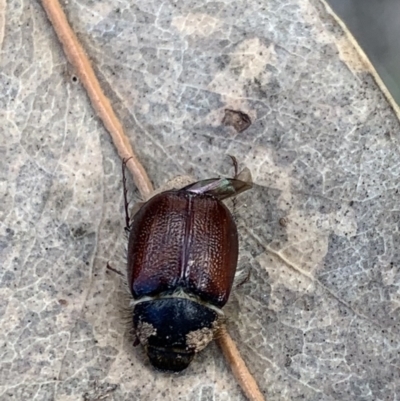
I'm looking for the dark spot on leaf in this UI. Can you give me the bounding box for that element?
[222,109,252,133]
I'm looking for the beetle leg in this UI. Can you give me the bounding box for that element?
[228,154,252,184]
[132,336,140,347]
[122,157,133,231]
[228,154,239,178]
[106,261,125,277]
[235,268,251,288]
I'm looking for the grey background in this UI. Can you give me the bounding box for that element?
[1,0,400,400]
[328,0,400,104]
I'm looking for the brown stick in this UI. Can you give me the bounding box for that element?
[41,0,153,200]
[40,1,263,399]
[217,324,266,401]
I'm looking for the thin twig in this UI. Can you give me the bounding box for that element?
[41,1,263,399]
[41,0,153,200]
[217,324,266,401]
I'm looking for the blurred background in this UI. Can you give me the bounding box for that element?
[328,0,400,105]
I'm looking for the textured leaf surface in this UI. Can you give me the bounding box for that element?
[1,0,399,400]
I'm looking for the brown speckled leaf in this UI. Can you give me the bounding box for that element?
[1,1,399,400]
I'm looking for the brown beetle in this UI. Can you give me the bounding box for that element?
[125,159,252,372]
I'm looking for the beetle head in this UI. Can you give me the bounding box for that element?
[146,346,195,372]
[133,297,219,372]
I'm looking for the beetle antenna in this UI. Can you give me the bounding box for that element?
[122,157,133,231]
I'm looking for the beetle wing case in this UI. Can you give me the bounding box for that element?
[127,190,238,307]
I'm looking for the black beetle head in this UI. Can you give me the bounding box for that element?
[147,346,194,372]
[133,297,219,372]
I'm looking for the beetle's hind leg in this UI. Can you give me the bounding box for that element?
[235,267,251,288]
[228,155,239,178]
[228,154,252,186]
[106,261,125,277]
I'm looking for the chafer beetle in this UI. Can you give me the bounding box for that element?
[125,158,252,372]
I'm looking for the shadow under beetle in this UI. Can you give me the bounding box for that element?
[124,158,252,372]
